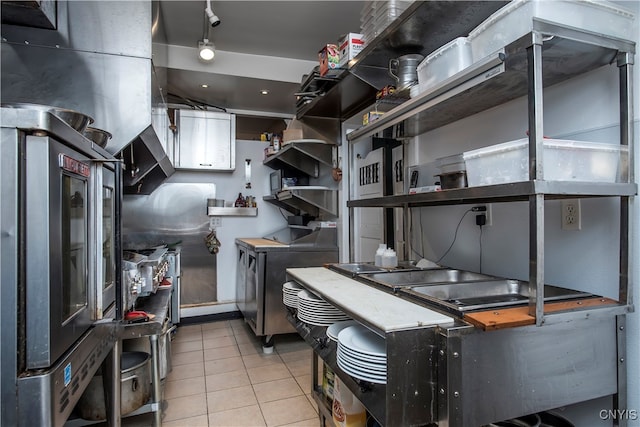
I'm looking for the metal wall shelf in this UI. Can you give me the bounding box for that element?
[263,140,334,178]
[348,181,638,209]
[206,207,257,217]
[348,21,635,142]
[295,1,508,122]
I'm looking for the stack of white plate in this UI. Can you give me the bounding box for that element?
[297,290,350,326]
[282,281,303,308]
[326,320,358,342]
[337,324,387,384]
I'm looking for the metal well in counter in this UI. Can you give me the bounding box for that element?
[286,267,620,427]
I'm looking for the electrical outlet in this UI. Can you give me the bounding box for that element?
[209,217,222,229]
[473,204,492,226]
[561,200,581,230]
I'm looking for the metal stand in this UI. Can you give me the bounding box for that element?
[104,339,122,427]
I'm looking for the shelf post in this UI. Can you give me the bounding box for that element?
[527,35,546,325]
[617,52,634,306]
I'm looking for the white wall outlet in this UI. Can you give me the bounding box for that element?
[561,200,581,230]
[209,217,222,230]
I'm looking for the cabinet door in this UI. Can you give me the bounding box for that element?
[176,110,235,170]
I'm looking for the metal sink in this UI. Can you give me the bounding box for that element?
[401,280,591,314]
[359,269,496,291]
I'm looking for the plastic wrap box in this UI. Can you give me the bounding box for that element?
[463,138,629,186]
[417,37,472,93]
[319,44,339,76]
[338,33,365,68]
[468,0,635,62]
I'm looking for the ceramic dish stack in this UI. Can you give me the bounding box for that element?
[336,324,387,384]
[326,320,358,342]
[282,281,303,308]
[296,289,351,326]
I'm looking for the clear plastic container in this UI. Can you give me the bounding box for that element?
[381,248,398,268]
[468,0,635,62]
[375,244,387,267]
[417,37,472,92]
[463,138,629,186]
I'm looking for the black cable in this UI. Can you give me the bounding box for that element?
[435,209,473,264]
[479,223,483,274]
[410,208,424,259]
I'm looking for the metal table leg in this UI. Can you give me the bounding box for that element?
[149,334,162,427]
[104,339,122,427]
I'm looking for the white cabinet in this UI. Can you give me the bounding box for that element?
[175,110,235,170]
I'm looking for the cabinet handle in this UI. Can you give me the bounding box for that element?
[200,163,212,167]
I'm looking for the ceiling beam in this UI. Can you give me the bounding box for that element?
[153,43,316,83]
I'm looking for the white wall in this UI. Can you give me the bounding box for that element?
[407,23,640,425]
[212,139,289,302]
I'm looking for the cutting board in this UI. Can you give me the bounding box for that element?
[237,238,287,248]
[464,297,619,330]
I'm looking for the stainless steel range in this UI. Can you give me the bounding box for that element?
[0,106,120,426]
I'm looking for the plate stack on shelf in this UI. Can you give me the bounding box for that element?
[326,320,358,342]
[336,324,387,384]
[282,281,303,308]
[296,290,351,326]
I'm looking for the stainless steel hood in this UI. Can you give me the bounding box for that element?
[119,125,175,195]
[0,1,174,194]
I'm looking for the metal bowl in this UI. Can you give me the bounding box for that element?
[435,171,467,189]
[1,102,94,133]
[83,127,112,148]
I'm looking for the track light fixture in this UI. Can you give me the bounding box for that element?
[205,0,221,27]
[198,39,215,62]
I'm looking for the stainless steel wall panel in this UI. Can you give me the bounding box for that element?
[122,182,218,305]
[0,127,21,427]
[1,44,152,155]
[442,317,618,426]
[1,1,151,58]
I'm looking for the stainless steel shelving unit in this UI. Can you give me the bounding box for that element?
[347,21,636,327]
[262,140,338,217]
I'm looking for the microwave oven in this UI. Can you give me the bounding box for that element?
[270,170,308,194]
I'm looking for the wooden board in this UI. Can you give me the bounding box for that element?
[237,238,287,248]
[464,297,619,330]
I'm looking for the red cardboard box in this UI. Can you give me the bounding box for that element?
[319,44,339,76]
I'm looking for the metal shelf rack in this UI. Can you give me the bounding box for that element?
[347,22,636,327]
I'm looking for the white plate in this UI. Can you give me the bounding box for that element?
[298,312,351,322]
[283,281,303,291]
[297,315,338,327]
[297,305,344,315]
[297,310,344,319]
[338,325,386,358]
[326,320,358,341]
[337,357,387,384]
[283,298,297,308]
[297,289,325,302]
[337,350,387,373]
[338,342,386,364]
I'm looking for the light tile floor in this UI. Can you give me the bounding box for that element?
[120,319,320,426]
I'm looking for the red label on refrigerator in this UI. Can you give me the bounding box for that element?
[59,154,90,177]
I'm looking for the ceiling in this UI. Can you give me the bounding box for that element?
[155,1,366,139]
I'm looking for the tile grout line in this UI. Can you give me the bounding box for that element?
[235,324,270,427]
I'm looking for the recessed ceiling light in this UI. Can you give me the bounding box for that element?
[260,89,269,95]
[201,84,209,88]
